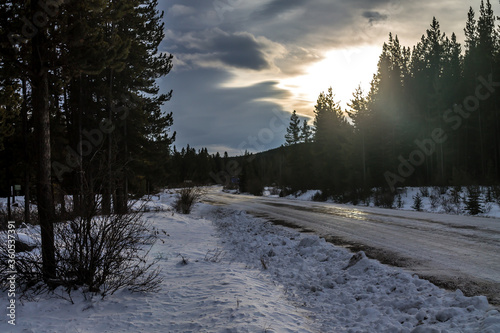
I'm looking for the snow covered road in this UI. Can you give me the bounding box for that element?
[203,188,500,306]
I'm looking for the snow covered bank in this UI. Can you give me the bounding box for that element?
[206,206,500,332]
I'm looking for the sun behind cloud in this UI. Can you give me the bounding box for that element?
[278,45,381,116]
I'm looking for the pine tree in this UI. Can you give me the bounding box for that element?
[111,0,175,203]
[476,0,498,181]
[285,110,301,145]
[300,119,313,143]
[347,85,369,131]
[465,186,483,215]
[313,87,347,144]
[464,7,477,55]
[477,0,496,64]
[439,32,464,180]
[347,86,369,187]
[460,1,498,181]
[27,0,57,280]
[366,34,409,186]
[412,193,423,211]
[312,87,350,194]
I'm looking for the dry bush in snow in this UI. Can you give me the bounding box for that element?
[0,202,162,300]
[174,187,203,214]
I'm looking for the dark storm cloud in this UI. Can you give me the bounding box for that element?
[211,31,270,70]
[165,28,279,71]
[363,11,389,24]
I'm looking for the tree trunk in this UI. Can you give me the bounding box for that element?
[70,80,81,215]
[31,16,56,280]
[102,70,114,215]
[123,118,129,212]
[115,183,126,214]
[78,75,85,214]
[22,78,30,224]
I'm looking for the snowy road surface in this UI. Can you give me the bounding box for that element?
[203,188,500,306]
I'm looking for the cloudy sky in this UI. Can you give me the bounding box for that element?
[157,0,491,155]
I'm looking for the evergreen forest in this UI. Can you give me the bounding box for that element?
[224,1,500,200]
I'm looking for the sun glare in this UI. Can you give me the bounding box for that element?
[279,46,381,116]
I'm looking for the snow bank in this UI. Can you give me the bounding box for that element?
[209,207,500,332]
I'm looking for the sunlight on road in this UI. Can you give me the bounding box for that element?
[320,206,369,221]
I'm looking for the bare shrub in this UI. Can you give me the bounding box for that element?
[0,203,162,300]
[54,210,161,297]
[260,256,268,270]
[173,187,203,214]
[440,189,463,215]
[178,254,189,265]
[429,186,445,211]
[485,186,494,203]
[435,186,448,195]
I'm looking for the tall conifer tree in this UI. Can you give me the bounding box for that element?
[285,110,301,145]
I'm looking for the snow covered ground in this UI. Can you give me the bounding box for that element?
[1,189,500,332]
[263,186,500,218]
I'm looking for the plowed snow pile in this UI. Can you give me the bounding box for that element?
[208,206,500,332]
